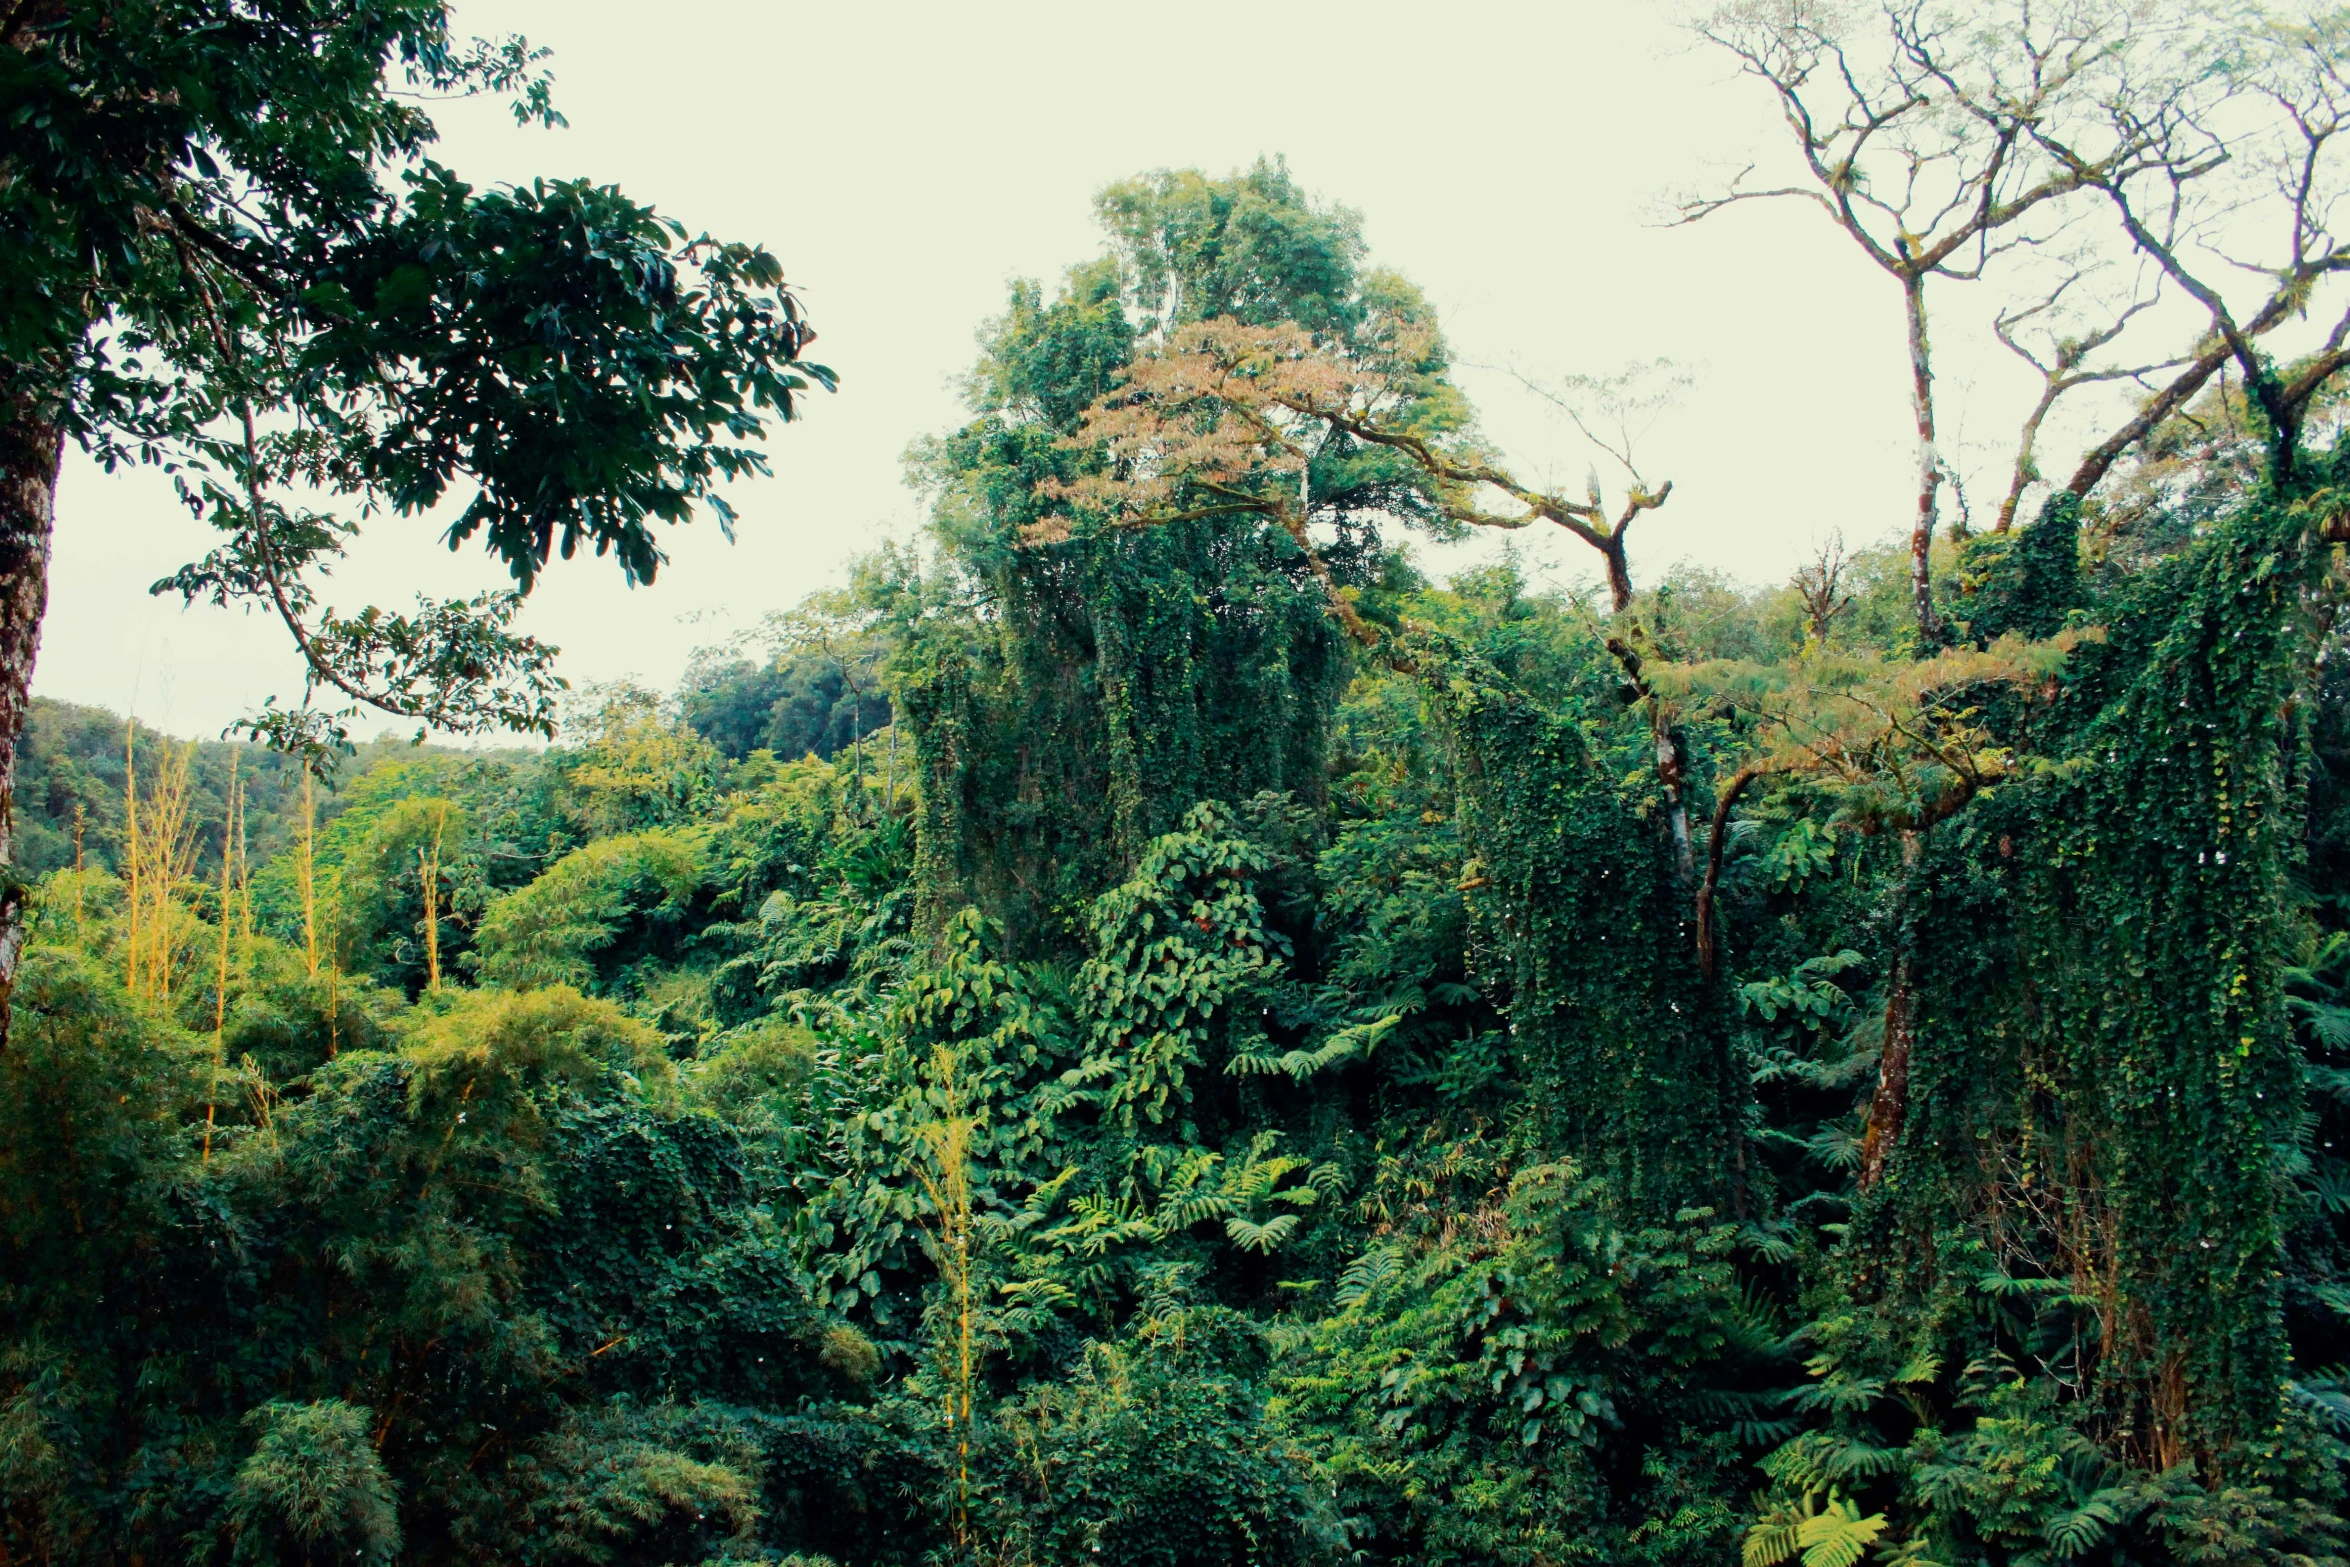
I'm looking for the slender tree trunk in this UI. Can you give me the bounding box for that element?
[1657,722,1693,884]
[1903,273,1945,647]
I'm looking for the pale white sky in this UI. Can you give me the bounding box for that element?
[38,0,2137,740]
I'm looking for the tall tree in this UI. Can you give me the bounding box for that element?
[0,0,830,1030]
[1679,0,2231,642]
[903,161,1464,946]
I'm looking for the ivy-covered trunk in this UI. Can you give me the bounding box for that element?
[1420,632,1743,1214]
[0,388,61,1043]
[1864,478,2331,1460]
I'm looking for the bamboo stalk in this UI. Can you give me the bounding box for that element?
[418,802,447,992]
[130,743,198,1003]
[203,776,235,1162]
[296,767,318,977]
[234,764,253,980]
[123,723,138,991]
[326,876,341,1060]
[68,802,84,940]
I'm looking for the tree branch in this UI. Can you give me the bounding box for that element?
[1696,758,1783,980]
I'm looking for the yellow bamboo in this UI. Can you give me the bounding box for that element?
[325,877,342,1060]
[68,802,85,940]
[418,802,448,992]
[122,724,138,990]
[237,837,253,977]
[130,744,198,1003]
[204,792,233,1162]
[296,768,318,977]
[116,739,200,1003]
[233,763,253,980]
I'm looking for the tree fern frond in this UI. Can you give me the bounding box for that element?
[1798,1493,1887,1567]
[1745,1498,1807,1567]
[1225,1213,1301,1253]
[1337,1244,1403,1307]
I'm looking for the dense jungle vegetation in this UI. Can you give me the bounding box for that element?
[20,4,2350,1565]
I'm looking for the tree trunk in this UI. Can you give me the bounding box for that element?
[1858,830,1925,1189]
[1657,721,1693,884]
[1602,534,1635,619]
[1904,273,1944,647]
[1598,534,1694,880]
[0,392,60,1047]
[1857,950,1914,1190]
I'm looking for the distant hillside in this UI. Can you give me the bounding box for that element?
[11,698,474,878]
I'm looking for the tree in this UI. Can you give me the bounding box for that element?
[759,593,894,808]
[0,0,832,1032]
[1791,530,1856,646]
[1051,315,1699,866]
[1667,4,2350,1221]
[1678,0,2252,641]
[900,161,1456,946]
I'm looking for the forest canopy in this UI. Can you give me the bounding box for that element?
[18,3,2350,1565]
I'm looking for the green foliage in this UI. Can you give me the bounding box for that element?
[898,158,1449,951]
[14,699,329,877]
[472,827,710,992]
[681,648,893,763]
[1279,1162,1748,1565]
[714,811,915,1027]
[1077,800,1289,1124]
[227,1400,402,1567]
[1952,492,2088,644]
[555,687,730,838]
[1413,631,1740,1211]
[1863,470,2345,1454]
[901,512,1351,952]
[1743,1489,1883,1567]
[11,0,829,747]
[977,1318,1344,1566]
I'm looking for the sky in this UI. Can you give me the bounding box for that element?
[36,0,2131,742]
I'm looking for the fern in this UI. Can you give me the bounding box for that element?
[2042,1496,2123,1557]
[1225,1213,1300,1253]
[1747,1491,1888,1567]
[1739,1221,1799,1265]
[1336,1244,1402,1306]
[2290,1368,2350,1435]
[1786,1374,1887,1415]
[1813,1435,1907,1481]
[1805,1116,1866,1172]
[1746,1496,1807,1567]
[1798,1493,1887,1567]
[2307,1158,2350,1215]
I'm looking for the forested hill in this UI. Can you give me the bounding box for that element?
[15,626,893,883]
[13,158,2350,1567]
